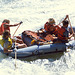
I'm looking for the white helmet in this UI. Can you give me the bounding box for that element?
[48,18,55,24]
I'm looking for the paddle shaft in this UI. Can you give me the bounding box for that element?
[68,17,74,34]
[68,17,75,40]
[58,15,68,25]
[13,22,23,67]
[13,24,21,37]
[13,22,22,68]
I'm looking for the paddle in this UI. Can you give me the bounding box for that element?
[58,15,69,25]
[12,37,17,68]
[68,16,75,40]
[12,21,23,68]
[12,21,23,37]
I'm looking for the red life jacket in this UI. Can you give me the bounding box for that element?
[0,23,10,35]
[57,26,66,40]
[44,22,55,33]
[52,25,60,35]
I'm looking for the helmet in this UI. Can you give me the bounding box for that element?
[48,18,55,24]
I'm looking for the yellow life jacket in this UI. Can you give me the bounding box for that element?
[0,35,12,49]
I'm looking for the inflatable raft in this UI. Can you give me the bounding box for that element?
[0,26,75,58]
[0,40,75,58]
[0,30,75,58]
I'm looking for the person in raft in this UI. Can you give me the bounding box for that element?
[53,20,74,43]
[0,30,27,53]
[0,19,24,44]
[37,18,56,37]
[37,15,73,43]
[0,19,22,35]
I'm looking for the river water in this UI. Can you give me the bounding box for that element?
[0,0,75,75]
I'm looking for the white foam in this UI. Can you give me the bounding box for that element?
[0,0,75,75]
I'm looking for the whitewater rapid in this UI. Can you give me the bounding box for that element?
[0,0,75,75]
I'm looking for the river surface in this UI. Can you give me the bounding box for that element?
[0,0,75,75]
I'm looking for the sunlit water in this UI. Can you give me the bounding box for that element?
[0,0,75,75]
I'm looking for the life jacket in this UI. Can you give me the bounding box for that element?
[0,23,10,35]
[0,36,12,49]
[57,26,67,40]
[44,22,55,33]
[52,25,60,36]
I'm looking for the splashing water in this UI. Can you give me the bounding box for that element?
[0,0,75,75]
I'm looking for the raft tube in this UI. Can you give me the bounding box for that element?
[0,40,75,58]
